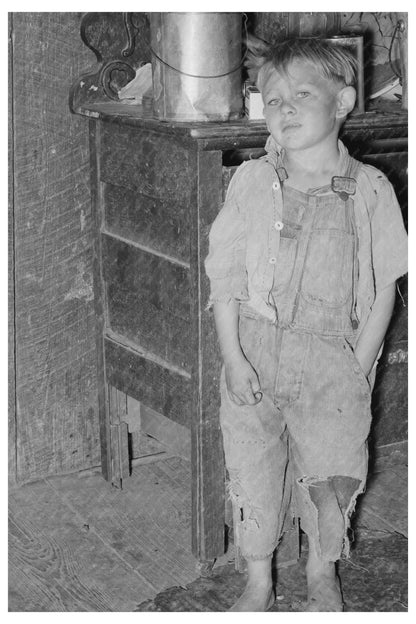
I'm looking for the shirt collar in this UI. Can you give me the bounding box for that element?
[264,135,283,169]
[264,135,351,178]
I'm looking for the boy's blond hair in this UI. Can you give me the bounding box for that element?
[257,38,358,92]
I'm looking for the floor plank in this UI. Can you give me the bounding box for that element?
[9,479,156,611]
[45,457,199,589]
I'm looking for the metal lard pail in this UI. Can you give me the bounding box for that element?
[149,13,244,122]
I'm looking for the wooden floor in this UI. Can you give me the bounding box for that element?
[8,453,234,612]
[8,451,406,612]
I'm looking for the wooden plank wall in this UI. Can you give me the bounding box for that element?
[9,14,17,483]
[10,13,101,483]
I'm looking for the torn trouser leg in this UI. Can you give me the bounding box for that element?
[219,367,291,562]
[296,474,365,560]
[226,451,295,567]
[282,333,373,561]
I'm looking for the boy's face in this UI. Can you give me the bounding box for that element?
[261,59,351,152]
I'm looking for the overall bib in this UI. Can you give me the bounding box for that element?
[220,156,372,562]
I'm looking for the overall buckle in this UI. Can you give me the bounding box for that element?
[276,167,288,183]
[331,176,357,201]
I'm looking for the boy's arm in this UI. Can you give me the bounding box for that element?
[354,282,396,378]
[213,300,262,406]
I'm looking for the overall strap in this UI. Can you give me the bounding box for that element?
[331,155,362,201]
[345,154,362,179]
[344,156,363,330]
[330,154,363,329]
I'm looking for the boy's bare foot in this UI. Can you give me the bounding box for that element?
[227,555,274,611]
[304,536,344,611]
[305,560,343,612]
[228,582,275,612]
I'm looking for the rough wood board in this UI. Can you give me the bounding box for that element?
[9,479,156,611]
[371,362,408,446]
[43,457,199,590]
[105,338,192,428]
[129,400,192,462]
[88,120,111,482]
[372,440,407,473]
[102,234,192,372]
[356,466,407,537]
[130,432,167,459]
[104,182,191,264]
[100,123,195,202]
[8,13,16,484]
[76,98,407,144]
[189,150,226,560]
[11,12,101,482]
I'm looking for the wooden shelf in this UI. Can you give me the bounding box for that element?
[75,100,407,150]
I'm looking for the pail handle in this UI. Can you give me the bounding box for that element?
[147,14,248,80]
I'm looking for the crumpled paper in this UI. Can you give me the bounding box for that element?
[118,63,153,105]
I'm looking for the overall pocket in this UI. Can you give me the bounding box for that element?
[301,229,354,307]
[273,236,297,297]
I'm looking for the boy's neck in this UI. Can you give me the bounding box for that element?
[281,143,342,191]
[282,143,341,177]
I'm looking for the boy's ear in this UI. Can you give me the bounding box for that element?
[335,86,356,119]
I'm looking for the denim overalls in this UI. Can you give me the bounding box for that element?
[220,155,372,563]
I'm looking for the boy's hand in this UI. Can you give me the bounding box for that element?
[212,300,262,406]
[224,356,262,406]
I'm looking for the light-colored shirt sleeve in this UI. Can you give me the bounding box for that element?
[369,170,408,293]
[204,164,249,305]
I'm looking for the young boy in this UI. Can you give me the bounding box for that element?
[204,38,407,612]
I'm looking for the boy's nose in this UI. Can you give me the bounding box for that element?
[281,99,296,114]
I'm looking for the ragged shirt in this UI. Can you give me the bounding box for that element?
[204,137,408,339]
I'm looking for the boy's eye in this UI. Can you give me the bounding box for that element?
[267,98,281,106]
[297,91,310,98]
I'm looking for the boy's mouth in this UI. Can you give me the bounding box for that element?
[282,122,301,132]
